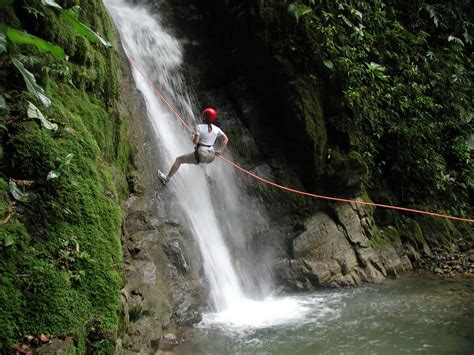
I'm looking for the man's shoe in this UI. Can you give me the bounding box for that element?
[158,170,169,185]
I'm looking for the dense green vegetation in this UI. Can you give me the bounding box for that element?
[289,0,473,210]
[204,0,472,239]
[0,0,130,351]
[290,0,473,238]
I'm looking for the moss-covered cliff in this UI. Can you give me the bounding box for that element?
[0,0,130,351]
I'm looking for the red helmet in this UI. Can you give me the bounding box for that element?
[202,108,217,123]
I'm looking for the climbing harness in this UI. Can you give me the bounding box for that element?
[193,146,200,164]
[194,143,214,163]
[128,58,474,224]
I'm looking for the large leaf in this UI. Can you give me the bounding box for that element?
[41,0,112,48]
[47,170,60,181]
[12,58,51,108]
[4,234,15,247]
[27,101,58,130]
[0,95,5,110]
[323,59,334,69]
[288,4,313,23]
[41,0,61,9]
[7,27,65,59]
[448,35,464,46]
[366,62,385,72]
[61,10,112,48]
[9,181,28,202]
[0,24,6,54]
[339,14,354,28]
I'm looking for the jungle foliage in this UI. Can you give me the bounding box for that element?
[287,0,473,215]
[0,0,130,351]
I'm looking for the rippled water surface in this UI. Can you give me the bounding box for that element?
[176,275,474,354]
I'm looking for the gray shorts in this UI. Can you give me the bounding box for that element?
[181,147,216,165]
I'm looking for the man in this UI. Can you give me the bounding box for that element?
[158,107,229,184]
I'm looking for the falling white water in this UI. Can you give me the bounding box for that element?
[105,0,245,311]
[105,0,309,325]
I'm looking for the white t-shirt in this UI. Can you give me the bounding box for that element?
[194,124,223,147]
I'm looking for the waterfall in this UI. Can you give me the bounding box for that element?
[104,0,273,312]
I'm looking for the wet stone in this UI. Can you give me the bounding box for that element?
[159,334,179,351]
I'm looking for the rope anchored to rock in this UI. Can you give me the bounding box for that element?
[128,57,474,224]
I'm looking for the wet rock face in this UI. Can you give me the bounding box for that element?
[120,193,205,353]
[115,30,205,352]
[276,203,413,289]
[293,212,359,276]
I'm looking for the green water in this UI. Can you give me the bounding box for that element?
[176,274,474,354]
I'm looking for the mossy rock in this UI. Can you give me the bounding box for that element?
[385,225,401,242]
[414,215,462,249]
[280,77,327,188]
[0,0,129,350]
[399,218,426,250]
[370,190,397,226]
[291,78,326,169]
[370,225,400,249]
[325,149,368,195]
[369,226,388,248]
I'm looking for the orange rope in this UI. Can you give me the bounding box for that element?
[129,58,474,224]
